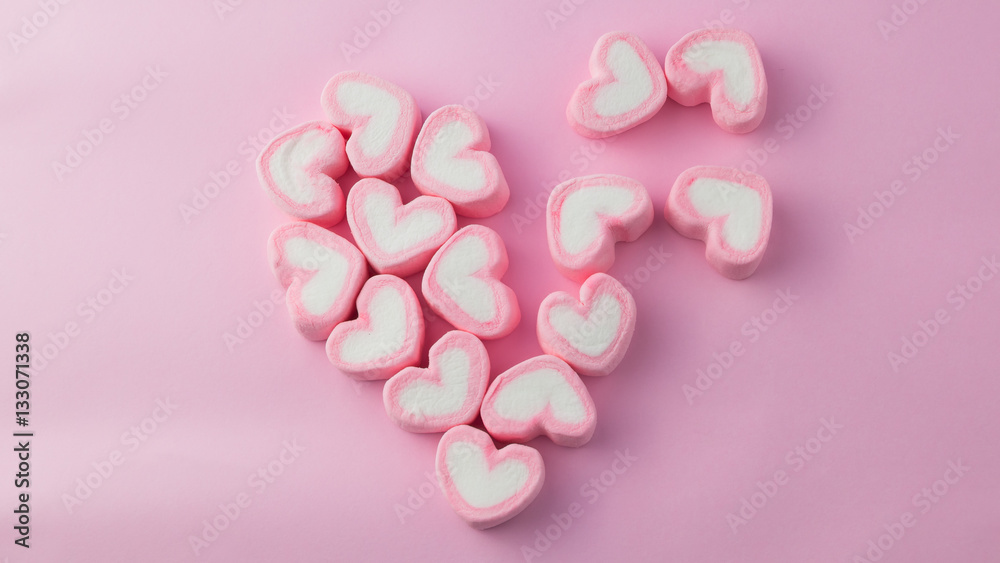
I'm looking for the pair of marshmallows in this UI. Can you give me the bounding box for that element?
[568,28,767,137]
[544,169,772,281]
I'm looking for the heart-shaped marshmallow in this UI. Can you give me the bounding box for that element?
[410,105,510,218]
[436,425,544,529]
[422,225,520,340]
[664,165,772,280]
[267,222,368,341]
[346,178,457,277]
[321,71,421,181]
[546,174,654,283]
[480,355,596,447]
[325,274,424,380]
[257,121,349,226]
[567,31,668,138]
[664,28,767,134]
[383,330,490,433]
[537,273,636,377]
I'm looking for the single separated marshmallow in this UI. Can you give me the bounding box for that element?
[383,330,490,433]
[411,105,510,218]
[257,121,350,226]
[325,275,424,380]
[346,178,457,277]
[480,355,596,448]
[567,31,668,138]
[546,174,654,283]
[664,165,772,280]
[664,28,767,134]
[422,225,520,340]
[436,425,544,529]
[267,222,368,341]
[321,71,421,181]
[537,273,636,377]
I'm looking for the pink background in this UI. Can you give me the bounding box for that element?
[2,0,998,561]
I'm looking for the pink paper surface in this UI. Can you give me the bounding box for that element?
[2,1,998,561]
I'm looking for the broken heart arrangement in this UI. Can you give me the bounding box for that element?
[258,28,772,528]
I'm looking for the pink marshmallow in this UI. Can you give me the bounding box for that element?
[422,225,520,340]
[546,174,654,283]
[257,121,349,226]
[436,425,544,529]
[267,222,368,341]
[325,274,424,380]
[567,31,668,138]
[383,330,490,433]
[480,355,596,448]
[346,178,457,278]
[664,28,767,134]
[664,165,773,280]
[537,273,636,377]
[320,71,421,181]
[411,105,510,218]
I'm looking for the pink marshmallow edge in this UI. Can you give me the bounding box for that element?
[566,31,668,138]
[410,105,510,218]
[537,273,637,377]
[325,274,424,380]
[422,225,521,340]
[346,177,457,277]
[436,425,545,529]
[480,355,597,447]
[267,222,367,341]
[256,121,349,227]
[546,174,654,283]
[664,28,767,134]
[320,71,422,181]
[664,165,773,280]
[383,330,490,433]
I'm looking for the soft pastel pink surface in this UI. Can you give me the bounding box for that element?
[1,1,998,562]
